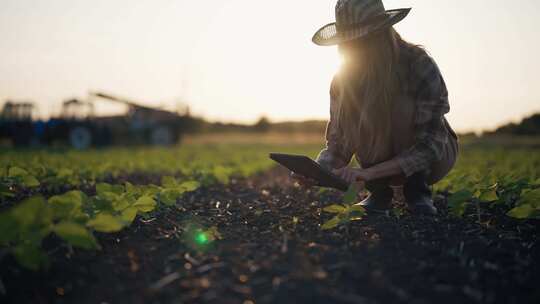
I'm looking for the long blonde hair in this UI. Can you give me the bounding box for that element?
[334,27,408,164]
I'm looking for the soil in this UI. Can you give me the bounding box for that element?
[1,167,539,304]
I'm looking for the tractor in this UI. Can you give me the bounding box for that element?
[0,92,192,149]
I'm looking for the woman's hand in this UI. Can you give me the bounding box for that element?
[332,166,372,184]
[290,172,318,188]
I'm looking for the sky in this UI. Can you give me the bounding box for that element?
[0,0,539,133]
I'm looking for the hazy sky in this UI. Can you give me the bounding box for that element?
[1,0,539,133]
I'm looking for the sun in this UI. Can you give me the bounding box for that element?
[326,47,345,76]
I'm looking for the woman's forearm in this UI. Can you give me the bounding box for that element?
[363,158,404,182]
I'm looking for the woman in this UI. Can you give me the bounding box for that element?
[292,0,459,215]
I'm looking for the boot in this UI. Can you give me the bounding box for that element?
[359,178,393,214]
[403,171,437,215]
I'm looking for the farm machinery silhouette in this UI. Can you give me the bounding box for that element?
[0,92,196,149]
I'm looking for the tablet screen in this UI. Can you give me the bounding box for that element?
[269,153,349,191]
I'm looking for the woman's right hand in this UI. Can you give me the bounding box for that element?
[290,171,318,188]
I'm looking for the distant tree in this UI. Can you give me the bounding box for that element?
[517,113,540,135]
[253,116,271,132]
[494,113,540,135]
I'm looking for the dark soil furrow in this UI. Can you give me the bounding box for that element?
[1,166,539,304]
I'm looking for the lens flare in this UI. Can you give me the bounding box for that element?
[195,231,209,245]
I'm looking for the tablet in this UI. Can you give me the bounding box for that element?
[269,153,349,191]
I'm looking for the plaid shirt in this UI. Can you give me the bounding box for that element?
[316,43,454,178]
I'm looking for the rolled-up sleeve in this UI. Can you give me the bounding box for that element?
[396,53,450,177]
[315,77,355,171]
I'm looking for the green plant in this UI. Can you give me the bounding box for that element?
[506,188,540,219]
[0,143,325,271]
[0,179,201,270]
[435,148,539,220]
[0,195,97,270]
[321,183,366,230]
[159,177,200,206]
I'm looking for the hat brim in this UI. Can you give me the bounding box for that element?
[312,8,411,46]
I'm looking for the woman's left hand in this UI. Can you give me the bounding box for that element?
[332,166,372,184]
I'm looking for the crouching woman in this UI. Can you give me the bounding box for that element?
[292,0,459,215]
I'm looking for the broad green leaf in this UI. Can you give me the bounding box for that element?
[179,180,200,192]
[479,188,498,202]
[56,168,73,178]
[349,204,366,215]
[96,183,124,196]
[140,184,161,196]
[90,196,114,214]
[101,192,120,204]
[161,176,178,188]
[451,174,473,190]
[8,166,40,187]
[517,188,540,208]
[111,197,130,212]
[87,213,124,232]
[12,243,49,271]
[124,182,139,195]
[434,178,451,192]
[11,196,51,228]
[22,175,40,187]
[448,189,473,217]
[323,204,346,214]
[343,183,358,204]
[321,215,341,230]
[213,166,231,185]
[479,175,497,188]
[54,221,99,250]
[0,212,18,245]
[49,190,84,206]
[48,191,85,219]
[507,204,536,219]
[16,223,52,247]
[8,166,28,177]
[110,184,125,194]
[132,196,156,213]
[120,207,138,225]
[159,189,182,206]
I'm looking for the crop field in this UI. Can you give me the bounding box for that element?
[0,139,539,304]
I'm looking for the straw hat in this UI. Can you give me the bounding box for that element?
[312,0,411,46]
